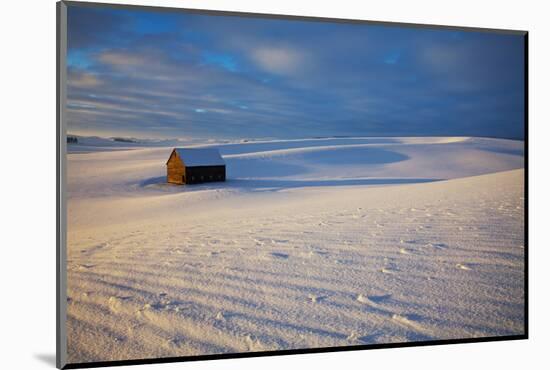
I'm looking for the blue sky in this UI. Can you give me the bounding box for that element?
[66,5,525,140]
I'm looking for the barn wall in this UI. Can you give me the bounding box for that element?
[166,152,186,184]
[185,166,226,184]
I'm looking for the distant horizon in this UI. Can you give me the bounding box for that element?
[66,4,526,141]
[66,131,526,142]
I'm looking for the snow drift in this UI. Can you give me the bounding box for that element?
[65,136,525,363]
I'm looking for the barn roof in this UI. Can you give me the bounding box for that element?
[173,148,225,167]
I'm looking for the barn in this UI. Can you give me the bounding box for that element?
[166,148,226,185]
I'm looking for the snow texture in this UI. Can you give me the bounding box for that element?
[66,136,524,364]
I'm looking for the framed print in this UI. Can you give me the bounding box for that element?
[57,1,527,368]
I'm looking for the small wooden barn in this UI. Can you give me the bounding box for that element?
[166,148,226,185]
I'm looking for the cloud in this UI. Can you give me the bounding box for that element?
[68,71,102,88]
[249,46,307,76]
[67,7,126,49]
[65,5,525,140]
[418,34,524,94]
[66,45,315,138]
[98,51,148,66]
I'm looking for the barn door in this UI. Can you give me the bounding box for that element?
[182,175,185,184]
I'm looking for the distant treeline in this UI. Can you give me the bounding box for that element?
[67,136,78,144]
[112,137,138,143]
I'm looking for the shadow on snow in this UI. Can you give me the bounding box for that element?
[138,146,437,193]
[140,176,442,193]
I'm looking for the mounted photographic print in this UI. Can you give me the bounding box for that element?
[56,1,528,368]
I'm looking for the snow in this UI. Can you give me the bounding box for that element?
[65,136,524,364]
[66,135,211,153]
[174,148,225,167]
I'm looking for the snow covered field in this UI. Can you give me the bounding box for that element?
[65,136,525,364]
